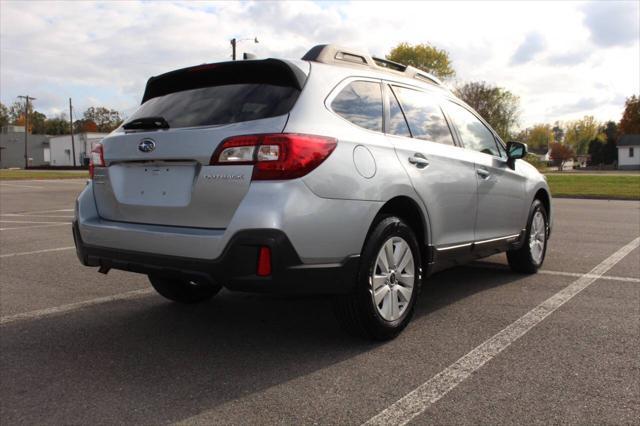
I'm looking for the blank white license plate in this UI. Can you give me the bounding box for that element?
[113,163,195,207]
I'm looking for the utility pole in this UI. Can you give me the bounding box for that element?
[69,98,76,167]
[17,95,36,169]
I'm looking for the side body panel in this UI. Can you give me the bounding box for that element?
[287,66,433,246]
[471,153,527,240]
[388,130,478,248]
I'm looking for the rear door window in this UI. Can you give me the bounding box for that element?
[446,102,501,157]
[331,81,383,132]
[392,86,454,145]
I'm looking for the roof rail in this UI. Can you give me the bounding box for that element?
[301,44,443,87]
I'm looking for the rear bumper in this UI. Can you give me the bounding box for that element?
[73,221,359,295]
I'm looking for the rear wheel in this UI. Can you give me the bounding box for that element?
[148,275,222,304]
[507,199,548,274]
[333,216,422,340]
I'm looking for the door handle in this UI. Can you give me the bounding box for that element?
[477,168,491,179]
[408,154,429,168]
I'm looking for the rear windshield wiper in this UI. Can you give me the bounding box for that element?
[123,116,170,130]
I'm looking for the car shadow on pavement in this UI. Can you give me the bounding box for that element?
[0,261,528,424]
[415,260,525,318]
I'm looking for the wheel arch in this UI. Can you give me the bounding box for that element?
[533,186,552,237]
[367,195,430,251]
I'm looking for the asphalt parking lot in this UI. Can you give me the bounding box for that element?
[1,179,638,425]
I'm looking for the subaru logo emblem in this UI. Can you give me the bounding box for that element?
[138,138,156,153]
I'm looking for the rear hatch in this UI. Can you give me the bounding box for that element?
[93,59,307,229]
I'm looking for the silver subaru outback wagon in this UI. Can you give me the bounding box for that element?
[73,44,552,340]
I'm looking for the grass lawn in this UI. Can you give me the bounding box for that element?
[546,174,640,200]
[0,169,89,180]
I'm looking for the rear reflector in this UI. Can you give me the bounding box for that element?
[89,143,105,179]
[210,133,337,180]
[257,246,272,277]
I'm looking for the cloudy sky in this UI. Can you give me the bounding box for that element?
[1,0,638,128]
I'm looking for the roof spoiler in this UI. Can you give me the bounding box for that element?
[301,44,443,87]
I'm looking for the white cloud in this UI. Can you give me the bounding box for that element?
[0,0,638,128]
[511,32,547,65]
[582,1,640,47]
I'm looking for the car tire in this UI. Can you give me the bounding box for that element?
[148,275,222,304]
[507,199,548,274]
[333,216,422,341]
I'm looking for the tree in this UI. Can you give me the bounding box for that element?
[563,116,604,155]
[30,111,47,134]
[549,142,574,171]
[602,121,618,164]
[552,121,564,143]
[386,42,455,80]
[82,106,123,133]
[45,115,70,135]
[0,102,9,128]
[8,100,30,124]
[454,81,520,140]
[523,124,554,153]
[619,95,640,135]
[74,119,98,133]
[13,109,46,134]
[587,138,604,165]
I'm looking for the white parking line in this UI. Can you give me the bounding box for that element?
[539,269,640,283]
[30,179,86,183]
[0,220,71,224]
[0,223,70,231]
[0,246,75,258]
[0,289,154,326]
[0,183,45,189]
[2,208,74,215]
[2,214,74,218]
[363,236,640,426]
[469,264,640,283]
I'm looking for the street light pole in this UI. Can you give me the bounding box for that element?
[230,37,259,60]
[17,95,36,169]
[230,38,237,61]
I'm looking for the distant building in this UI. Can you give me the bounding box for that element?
[1,125,26,134]
[49,132,109,166]
[617,135,640,170]
[574,154,590,168]
[0,126,49,168]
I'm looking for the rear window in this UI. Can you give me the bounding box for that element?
[125,84,299,129]
[123,60,302,130]
[331,81,383,132]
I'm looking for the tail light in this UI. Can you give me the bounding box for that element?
[89,143,105,179]
[210,134,337,180]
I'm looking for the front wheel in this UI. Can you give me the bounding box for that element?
[148,275,222,304]
[333,216,422,340]
[507,199,548,274]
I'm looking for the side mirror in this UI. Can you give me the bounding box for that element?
[507,141,528,169]
[506,141,527,168]
[507,141,527,159]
